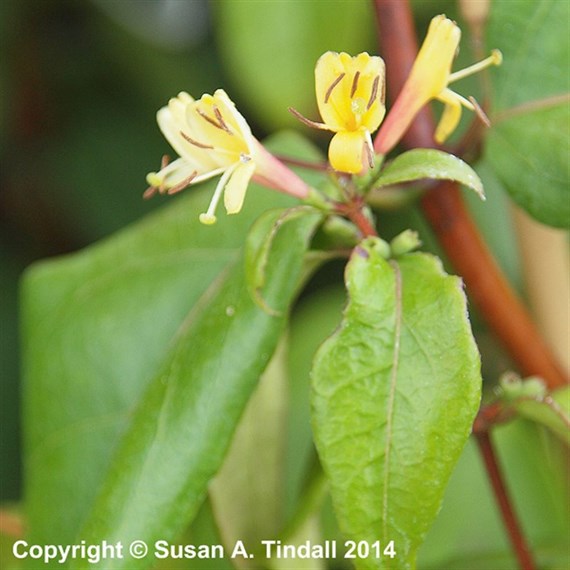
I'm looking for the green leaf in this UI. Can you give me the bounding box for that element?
[375,149,485,199]
[485,0,570,227]
[21,131,326,560]
[209,340,288,569]
[215,0,375,131]
[245,206,323,315]
[67,205,318,570]
[311,240,482,569]
[419,419,569,569]
[514,386,570,446]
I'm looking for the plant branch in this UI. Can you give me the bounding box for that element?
[373,0,568,390]
[475,433,537,570]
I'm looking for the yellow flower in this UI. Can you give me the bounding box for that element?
[145,89,258,225]
[291,52,386,174]
[375,15,502,154]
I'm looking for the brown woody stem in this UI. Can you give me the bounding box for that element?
[373,0,568,390]
[373,1,563,567]
[475,433,537,570]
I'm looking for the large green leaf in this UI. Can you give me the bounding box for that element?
[311,240,481,569]
[485,0,570,227]
[375,149,485,200]
[21,132,325,565]
[67,205,320,570]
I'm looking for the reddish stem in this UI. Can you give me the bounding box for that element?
[336,200,378,238]
[373,0,568,390]
[475,433,537,570]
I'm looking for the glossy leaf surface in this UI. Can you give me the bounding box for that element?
[375,149,485,199]
[311,240,481,569]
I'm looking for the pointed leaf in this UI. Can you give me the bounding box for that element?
[21,131,327,562]
[311,240,481,569]
[375,149,485,199]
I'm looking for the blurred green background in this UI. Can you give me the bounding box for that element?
[0,0,384,503]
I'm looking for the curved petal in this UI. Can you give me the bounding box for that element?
[316,52,386,133]
[315,51,351,131]
[328,130,368,174]
[185,91,251,163]
[435,89,463,143]
[157,106,219,172]
[409,15,461,100]
[223,160,256,214]
[146,158,200,191]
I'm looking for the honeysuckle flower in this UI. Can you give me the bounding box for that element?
[290,51,386,174]
[146,89,309,224]
[374,15,502,154]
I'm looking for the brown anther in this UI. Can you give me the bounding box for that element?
[196,109,223,130]
[167,171,198,195]
[143,186,158,200]
[364,141,374,169]
[367,75,380,110]
[160,154,170,169]
[213,106,233,134]
[180,131,214,149]
[350,71,360,98]
[469,96,491,127]
[324,72,346,103]
[288,107,329,130]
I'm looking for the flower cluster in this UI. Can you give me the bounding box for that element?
[146,15,500,225]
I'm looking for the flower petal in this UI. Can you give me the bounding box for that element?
[328,130,367,174]
[434,88,463,143]
[157,105,219,172]
[223,160,256,214]
[315,51,386,133]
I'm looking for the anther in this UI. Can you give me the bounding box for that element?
[143,185,158,200]
[288,107,330,130]
[167,171,199,195]
[180,131,214,149]
[324,72,346,103]
[213,106,233,134]
[468,96,491,127]
[367,75,380,110]
[351,72,360,98]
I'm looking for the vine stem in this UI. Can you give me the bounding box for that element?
[475,432,537,570]
[372,1,558,568]
[335,200,378,238]
[372,0,568,390]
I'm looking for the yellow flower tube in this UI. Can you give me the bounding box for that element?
[292,51,386,174]
[374,15,502,154]
[146,90,309,225]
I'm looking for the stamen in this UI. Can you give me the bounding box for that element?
[180,131,214,149]
[196,107,233,135]
[350,72,360,98]
[324,72,346,103]
[143,185,158,200]
[167,171,199,195]
[364,130,375,169]
[196,109,223,130]
[448,49,503,84]
[213,106,233,134]
[288,107,331,131]
[199,162,239,225]
[468,96,491,128]
[161,154,170,169]
[367,75,380,110]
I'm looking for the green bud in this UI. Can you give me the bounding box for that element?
[390,230,422,257]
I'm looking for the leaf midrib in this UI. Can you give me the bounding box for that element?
[382,260,402,542]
